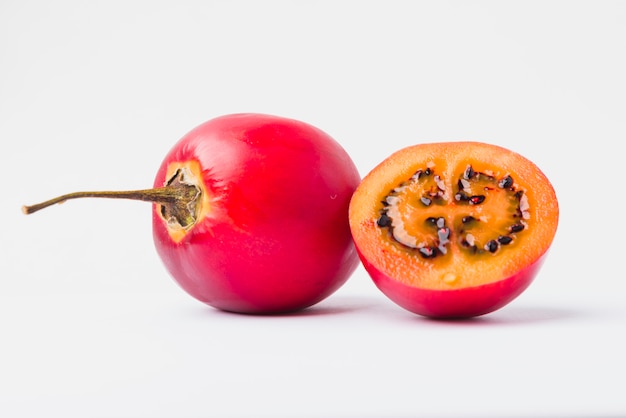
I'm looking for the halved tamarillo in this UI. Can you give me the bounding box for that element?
[23,113,361,314]
[349,141,559,319]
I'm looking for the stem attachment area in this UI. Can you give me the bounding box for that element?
[22,167,203,230]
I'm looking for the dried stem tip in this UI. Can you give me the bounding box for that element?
[21,188,186,215]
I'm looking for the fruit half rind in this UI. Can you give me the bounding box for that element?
[361,250,547,318]
[349,141,559,318]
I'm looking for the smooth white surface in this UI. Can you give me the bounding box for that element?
[1,1,625,417]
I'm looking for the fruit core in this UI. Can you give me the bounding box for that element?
[376,162,529,262]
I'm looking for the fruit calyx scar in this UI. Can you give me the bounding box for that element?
[159,165,203,233]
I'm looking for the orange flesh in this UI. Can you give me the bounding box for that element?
[349,142,559,290]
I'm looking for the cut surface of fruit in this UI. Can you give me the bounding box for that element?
[349,141,559,317]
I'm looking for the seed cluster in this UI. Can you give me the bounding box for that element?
[454,165,487,205]
[455,165,528,254]
[399,167,450,208]
[377,164,529,259]
[378,167,451,251]
[418,216,451,258]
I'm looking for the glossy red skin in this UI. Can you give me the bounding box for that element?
[152,114,361,314]
[359,250,548,319]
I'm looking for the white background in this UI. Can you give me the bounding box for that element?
[1,1,625,417]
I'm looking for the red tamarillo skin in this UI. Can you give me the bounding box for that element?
[349,142,559,319]
[361,253,547,318]
[152,114,361,314]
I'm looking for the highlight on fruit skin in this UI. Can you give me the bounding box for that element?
[349,141,559,319]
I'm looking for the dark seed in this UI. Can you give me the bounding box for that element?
[462,237,478,252]
[469,195,485,205]
[420,197,432,206]
[485,240,499,253]
[455,191,469,201]
[510,223,525,233]
[457,179,465,190]
[499,175,514,189]
[424,168,431,176]
[464,165,474,180]
[462,215,476,224]
[497,235,513,245]
[419,246,436,258]
[426,217,437,223]
[377,213,391,227]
